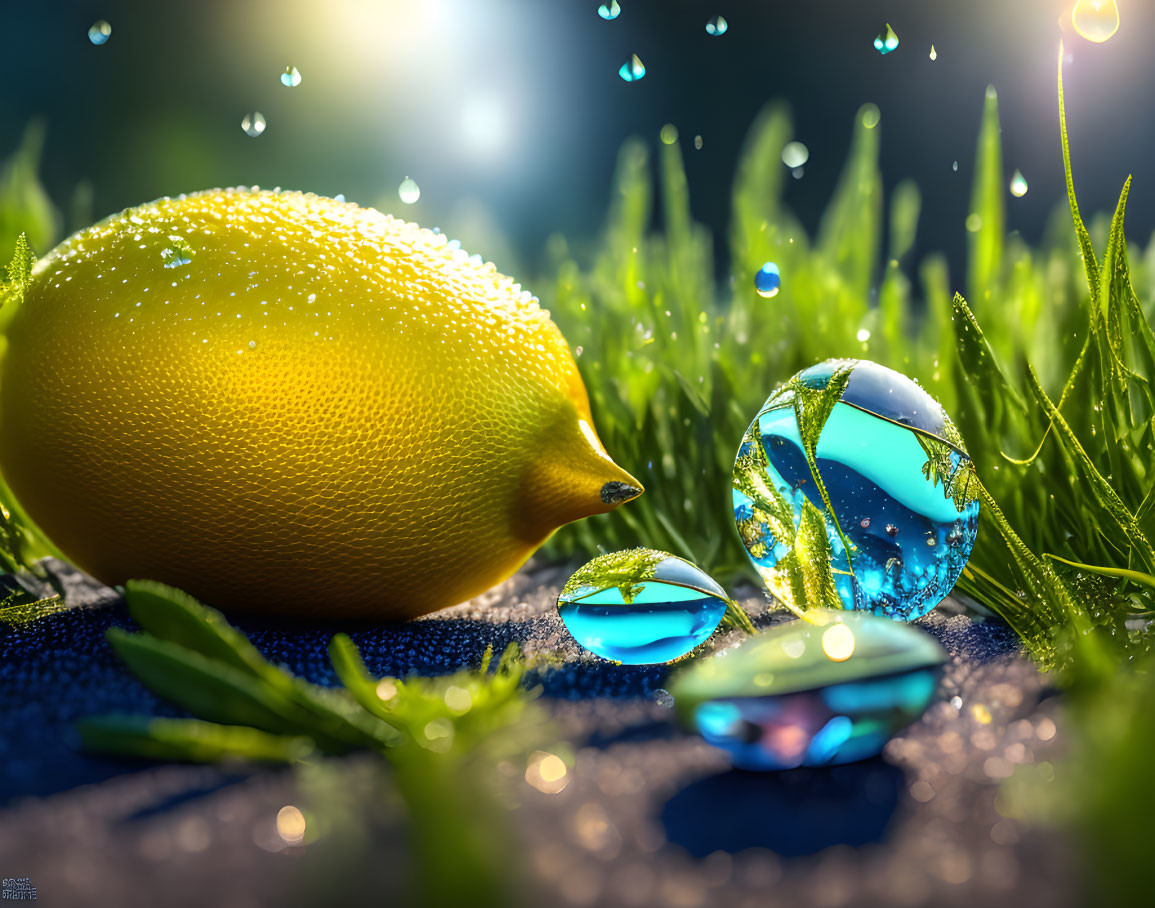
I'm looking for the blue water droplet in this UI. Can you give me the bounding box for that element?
[732,360,979,621]
[618,54,646,82]
[557,549,730,664]
[88,20,111,45]
[597,1,621,20]
[280,65,302,87]
[754,262,780,298]
[873,23,899,54]
[705,15,728,36]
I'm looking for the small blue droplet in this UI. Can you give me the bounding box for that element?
[705,15,728,36]
[597,1,621,20]
[754,262,780,298]
[618,54,646,82]
[88,20,111,45]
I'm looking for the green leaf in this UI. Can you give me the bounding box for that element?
[77,715,315,764]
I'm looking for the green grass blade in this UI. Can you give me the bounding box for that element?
[78,715,315,764]
[967,86,1005,307]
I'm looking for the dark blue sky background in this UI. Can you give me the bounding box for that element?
[3,0,1153,287]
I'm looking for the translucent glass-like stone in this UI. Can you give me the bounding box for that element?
[732,359,979,621]
[557,548,730,665]
[670,609,946,770]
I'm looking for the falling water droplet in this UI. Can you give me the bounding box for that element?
[1010,169,1029,198]
[705,16,728,36]
[792,168,805,180]
[694,135,703,150]
[873,23,900,55]
[88,20,112,45]
[781,141,809,169]
[618,54,646,82]
[398,177,421,205]
[929,45,938,61]
[1072,0,1120,44]
[280,66,302,87]
[952,161,959,172]
[597,1,621,21]
[241,112,267,137]
[754,263,781,299]
[660,123,679,145]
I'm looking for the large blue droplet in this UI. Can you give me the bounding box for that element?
[732,359,979,621]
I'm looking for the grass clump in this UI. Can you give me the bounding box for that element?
[543,54,1153,673]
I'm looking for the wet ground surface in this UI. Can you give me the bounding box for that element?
[0,560,1075,907]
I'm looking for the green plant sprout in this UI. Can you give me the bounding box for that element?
[78,580,550,907]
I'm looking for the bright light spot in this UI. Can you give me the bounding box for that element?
[929,44,938,61]
[1072,1,1120,44]
[781,141,809,169]
[972,703,992,724]
[857,328,872,342]
[1010,169,1029,198]
[821,623,856,662]
[276,806,306,845]
[444,685,473,713]
[376,678,398,701]
[782,637,805,659]
[526,751,569,794]
[460,94,508,160]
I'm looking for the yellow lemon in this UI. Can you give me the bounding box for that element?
[0,189,642,619]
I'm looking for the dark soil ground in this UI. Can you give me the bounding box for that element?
[0,559,1075,907]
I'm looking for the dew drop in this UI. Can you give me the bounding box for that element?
[952,160,959,172]
[754,262,781,299]
[597,1,621,20]
[160,236,194,269]
[660,123,679,145]
[88,20,111,45]
[618,54,646,82]
[705,15,728,36]
[873,23,899,55]
[241,112,267,137]
[1009,169,1029,198]
[781,141,809,169]
[1072,0,1120,44]
[398,177,421,205]
[966,212,982,232]
[792,167,804,180]
[694,134,703,150]
[280,65,302,87]
[856,328,871,342]
[929,44,938,61]
[861,104,881,129]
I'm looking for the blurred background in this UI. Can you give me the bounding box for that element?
[2,0,1153,286]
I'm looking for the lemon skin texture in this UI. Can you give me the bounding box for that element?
[0,189,642,619]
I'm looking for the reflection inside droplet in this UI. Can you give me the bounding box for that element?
[280,65,302,87]
[1010,169,1029,198]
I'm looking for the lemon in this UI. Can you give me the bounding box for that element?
[0,189,642,619]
